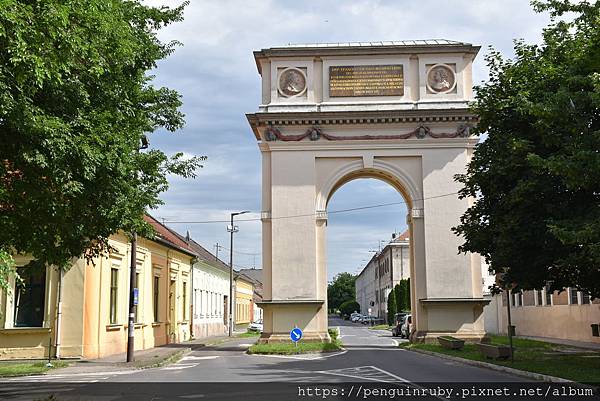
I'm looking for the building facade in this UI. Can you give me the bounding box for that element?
[0,215,195,359]
[485,287,600,345]
[237,268,263,322]
[355,230,411,318]
[187,240,230,339]
[233,274,255,328]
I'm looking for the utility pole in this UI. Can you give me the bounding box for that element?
[214,243,225,261]
[126,135,149,363]
[228,211,249,337]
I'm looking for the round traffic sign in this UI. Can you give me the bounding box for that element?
[290,327,303,342]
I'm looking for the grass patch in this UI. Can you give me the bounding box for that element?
[369,324,392,330]
[405,335,599,383]
[0,361,69,377]
[328,328,339,341]
[248,340,342,355]
[236,330,261,338]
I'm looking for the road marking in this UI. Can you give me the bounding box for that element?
[317,365,408,383]
[250,350,347,361]
[181,356,219,361]
[162,363,198,370]
[345,347,403,351]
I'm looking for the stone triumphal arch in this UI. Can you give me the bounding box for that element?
[246,40,488,343]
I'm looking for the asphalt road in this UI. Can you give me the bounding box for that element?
[2,317,553,400]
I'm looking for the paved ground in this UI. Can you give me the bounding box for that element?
[0,317,536,400]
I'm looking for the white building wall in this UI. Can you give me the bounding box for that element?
[192,261,230,338]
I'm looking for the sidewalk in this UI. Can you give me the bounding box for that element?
[46,332,249,376]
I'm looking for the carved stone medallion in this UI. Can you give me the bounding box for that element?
[427,64,456,94]
[278,68,307,97]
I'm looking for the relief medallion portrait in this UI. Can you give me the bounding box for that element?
[278,67,307,97]
[427,64,456,94]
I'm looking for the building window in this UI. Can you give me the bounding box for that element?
[110,268,118,324]
[512,291,523,307]
[13,266,46,327]
[182,282,187,321]
[581,292,591,305]
[569,288,579,305]
[153,276,160,322]
[134,272,140,323]
[545,287,552,306]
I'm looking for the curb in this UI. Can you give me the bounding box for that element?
[407,348,573,383]
[136,347,191,370]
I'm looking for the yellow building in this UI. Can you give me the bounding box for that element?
[234,273,255,328]
[0,215,196,359]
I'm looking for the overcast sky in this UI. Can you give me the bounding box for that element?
[144,0,550,280]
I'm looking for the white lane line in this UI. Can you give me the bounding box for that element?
[345,347,403,351]
[369,366,410,383]
[162,363,198,370]
[181,356,219,361]
[317,366,403,383]
[249,350,347,360]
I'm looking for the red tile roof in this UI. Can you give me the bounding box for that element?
[143,214,197,257]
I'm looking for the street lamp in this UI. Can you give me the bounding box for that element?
[126,135,149,363]
[228,211,249,337]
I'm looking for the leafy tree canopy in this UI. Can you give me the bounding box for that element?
[0,0,202,283]
[339,300,360,317]
[327,272,356,311]
[454,0,600,297]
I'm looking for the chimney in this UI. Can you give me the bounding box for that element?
[185,230,191,243]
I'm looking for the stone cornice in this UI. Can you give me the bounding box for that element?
[247,109,478,140]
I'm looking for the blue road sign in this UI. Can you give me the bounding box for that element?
[133,288,139,305]
[290,327,303,342]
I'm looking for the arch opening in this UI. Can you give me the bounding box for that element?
[323,175,416,339]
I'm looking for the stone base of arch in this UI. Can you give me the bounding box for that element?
[256,301,332,344]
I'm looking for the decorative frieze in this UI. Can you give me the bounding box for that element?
[263,123,473,142]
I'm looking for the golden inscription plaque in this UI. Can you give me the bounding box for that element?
[329,65,404,97]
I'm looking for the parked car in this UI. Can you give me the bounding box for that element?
[400,314,412,338]
[248,319,263,332]
[391,312,409,337]
[351,314,363,323]
[361,316,377,325]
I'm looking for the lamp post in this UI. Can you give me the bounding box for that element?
[126,135,149,363]
[228,211,249,337]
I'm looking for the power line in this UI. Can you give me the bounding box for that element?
[161,191,460,224]
[220,246,260,256]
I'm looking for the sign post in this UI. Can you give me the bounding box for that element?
[290,327,303,348]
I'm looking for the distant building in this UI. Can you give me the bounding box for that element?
[355,230,410,318]
[485,291,600,345]
[172,236,230,339]
[233,273,256,328]
[0,215,195,359]
[237,268,263,322]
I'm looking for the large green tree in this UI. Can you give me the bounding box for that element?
[454,0,600,297]
[0,0,202,283]
[327,272,356,311]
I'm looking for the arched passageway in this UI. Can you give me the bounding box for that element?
[247,40,488,343]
